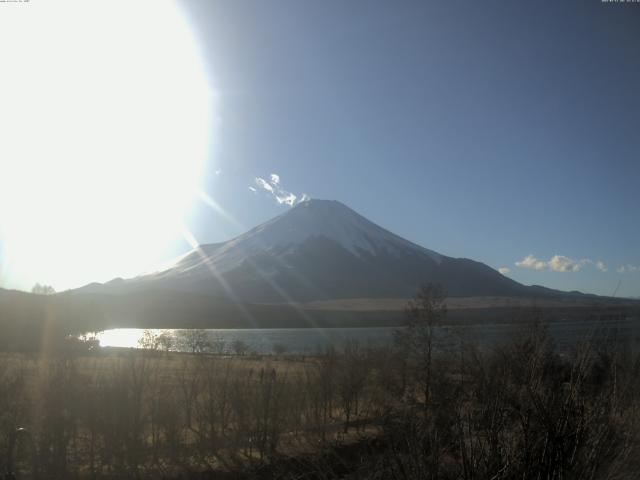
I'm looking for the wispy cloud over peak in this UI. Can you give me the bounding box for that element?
[498,267,511,275]
[252,173,309,207]
[276,192,297,206]
[255,177,274,193]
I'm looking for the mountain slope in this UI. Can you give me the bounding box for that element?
[78,199,555,302]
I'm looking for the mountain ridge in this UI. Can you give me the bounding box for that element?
[76,199,591,302]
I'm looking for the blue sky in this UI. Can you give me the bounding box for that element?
[0,1,638,297]
[177,0,640,298]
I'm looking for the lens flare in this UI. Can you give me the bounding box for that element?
[0,0,214,290]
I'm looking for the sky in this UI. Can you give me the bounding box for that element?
[1,0,639,297]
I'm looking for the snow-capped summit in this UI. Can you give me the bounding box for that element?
[262,199,442,260]
[172,199,442,278]
[78,199,532,301]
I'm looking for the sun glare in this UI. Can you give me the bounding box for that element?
[0,0,213,290]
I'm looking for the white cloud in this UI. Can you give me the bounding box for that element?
[498,267,511,275]
[515,254,547,270]
[214,169,221,176]
[255,177,274,193]
[617,264,639,274]
[252,173,309,207]
[276,193,297,206]
[548,255,590,272]
[515,254,601,273]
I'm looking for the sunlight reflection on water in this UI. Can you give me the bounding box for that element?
[94,327,397,354]
[96,329,159,349]
[92,318,640,355]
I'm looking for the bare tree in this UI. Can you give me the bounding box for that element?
[231,339,249,356]
[337,341,370,433]
[395,283,447,407]
[177,329,211,354]
[138,329,160,351]
[157,331,174,353]
[31,283,56,295]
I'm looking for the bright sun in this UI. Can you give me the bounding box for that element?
[0,0,213,291]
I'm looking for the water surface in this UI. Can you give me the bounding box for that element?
[93,317,640,354]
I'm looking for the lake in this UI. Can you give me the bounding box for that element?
[92,317,640,354]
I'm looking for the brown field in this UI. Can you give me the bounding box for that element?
[1,293,639,479]
[296,295,640,311]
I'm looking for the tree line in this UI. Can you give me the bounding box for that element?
[0,284,637,479]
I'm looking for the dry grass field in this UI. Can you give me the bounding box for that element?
[1,289,639,479]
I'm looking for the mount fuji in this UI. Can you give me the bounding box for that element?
[79,199,566,302]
